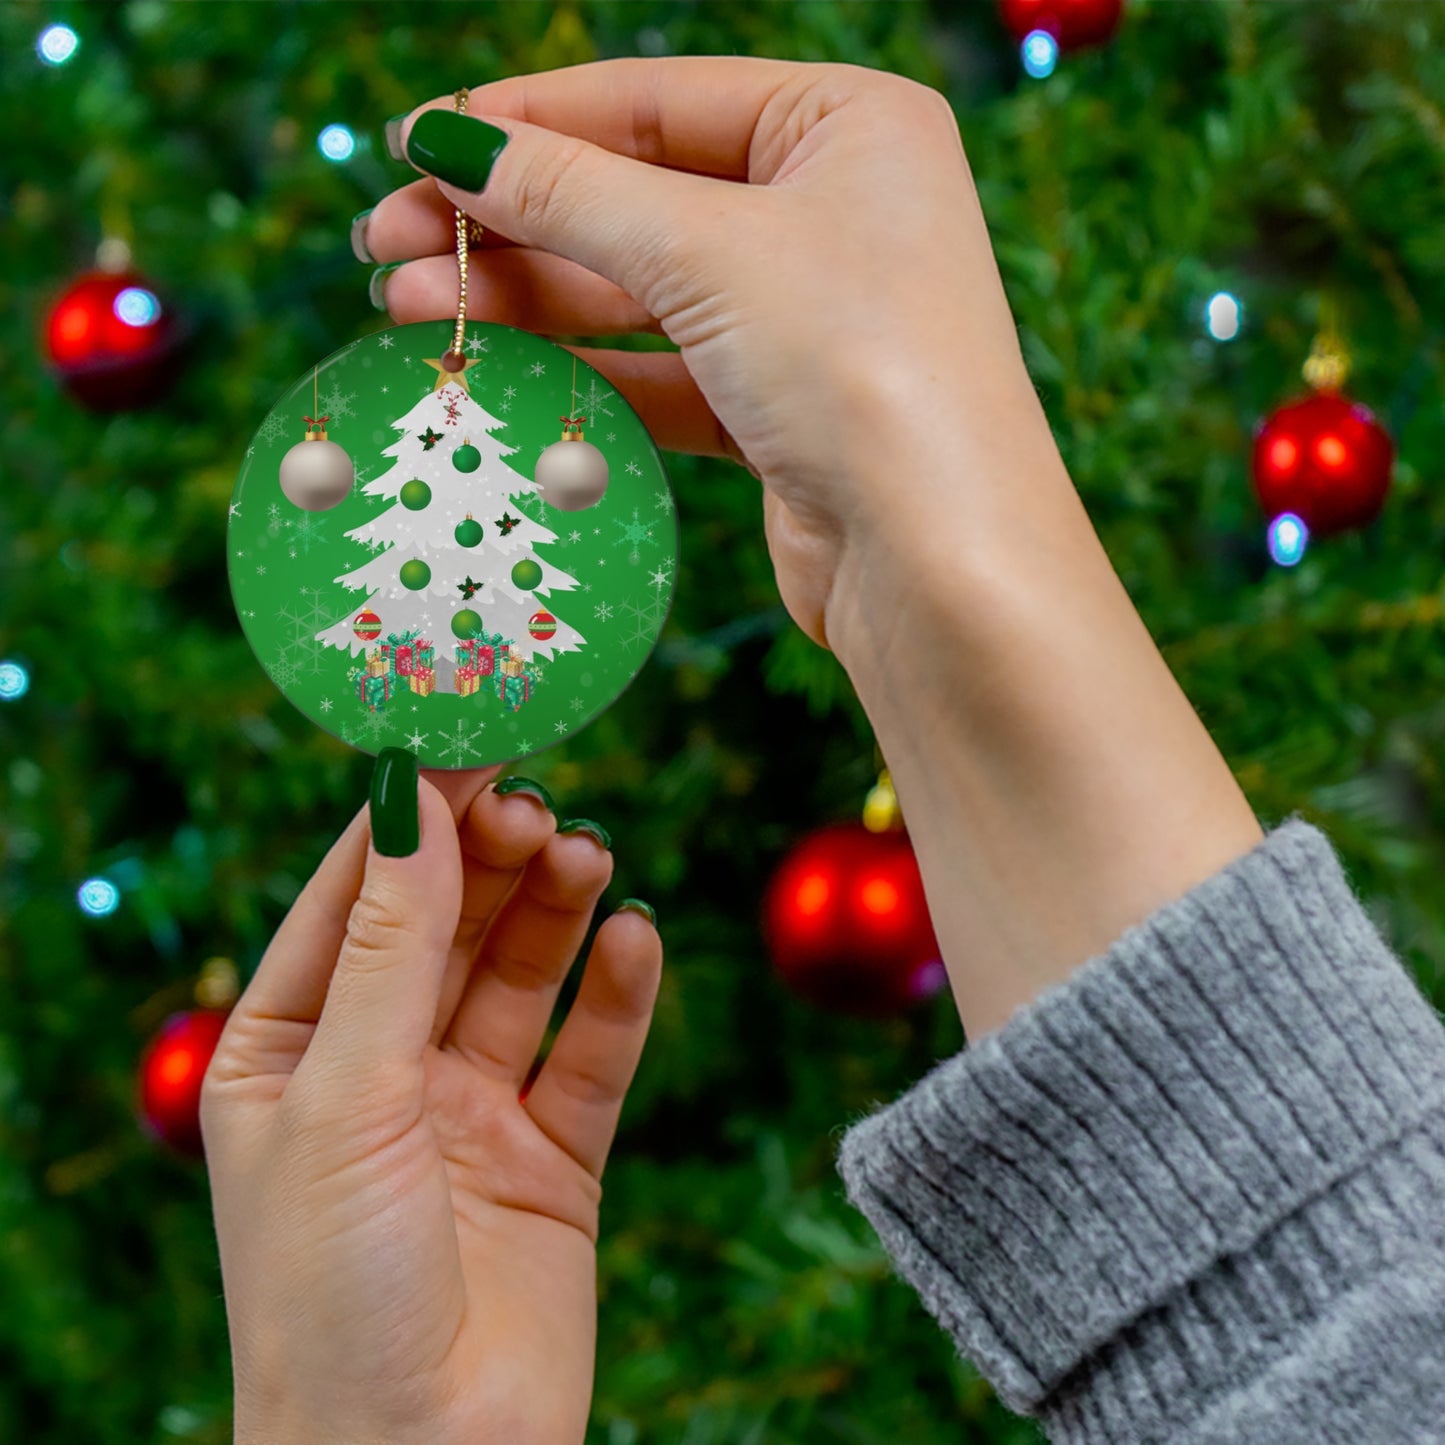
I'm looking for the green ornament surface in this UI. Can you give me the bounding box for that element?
[228,320,679,769]
[511,557,544,591]
[455,516,484,547]
[399,558,431,591]
[453,442,482,473]
[400,478,432,510]
[451,607,483,639]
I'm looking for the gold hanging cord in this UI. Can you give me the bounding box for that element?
[439,87,482,373]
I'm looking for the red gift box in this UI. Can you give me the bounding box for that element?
[395,644,414,677]
[476,644,495,677]
[456,664,481,698]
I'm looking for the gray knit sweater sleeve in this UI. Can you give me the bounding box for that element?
[834,816,1445,1443]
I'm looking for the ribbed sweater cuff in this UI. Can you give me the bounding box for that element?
[834,816,1445,1433]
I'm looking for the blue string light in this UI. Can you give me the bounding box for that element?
[1267,512,1309,567]
[37,24,79,66]
[0,660,29,701]
[78,878,121,918]
[1022,30,1059,79]
[1205,291,1243,341]
[318,124,356,162]
[114,287,162,327]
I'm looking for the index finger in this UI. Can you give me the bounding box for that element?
[401,54,811,183]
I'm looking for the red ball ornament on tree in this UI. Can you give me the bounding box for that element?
[136,1008,230,1158]
[43,268,185,411]
[762,821,946,1018]
[1251,392,1394,538]
[998,0,1124,50]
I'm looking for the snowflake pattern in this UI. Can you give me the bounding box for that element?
[435,718,486,767]
[617,585,671,654]
[284,513,329,556]
[256,411,289,446]
[319,385,358,421]
[378,335,395,349]
[576,377,616,422]
[273,586,341,676]
[270,647,301,692]
[594,601,614,621]
[654,488,675,515]
[528,362,546,378]
[612,507,658,565]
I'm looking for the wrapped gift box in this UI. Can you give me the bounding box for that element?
[409,666,435,697]
[456,665,481,697]
[359,673,390,709]
[366,647,389,678]
[415,638,435,669]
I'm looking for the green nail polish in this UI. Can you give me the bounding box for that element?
[558,818,612,850]
[350,208,375,264]
[494,775,556,812]
[404,110,510,192]
[369,261,404,311]
[370,747,419,857]
[384,113,409,162]
[617,898,656,927]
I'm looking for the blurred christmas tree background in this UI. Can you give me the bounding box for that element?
[3,2,1444,1441]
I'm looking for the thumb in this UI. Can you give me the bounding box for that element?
[398,106,741,317]
[303,750,463,1092]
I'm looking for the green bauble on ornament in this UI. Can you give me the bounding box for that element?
[454,513,484,548]
[400,479,432,510]
[399,558,432,590]
[452,440,481,473]
[452,608,483,639]
[511,558,543,590]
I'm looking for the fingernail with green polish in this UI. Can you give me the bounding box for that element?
[493,775,556,812]
[405,110,510,192]
[558,818,612,851]
[369,261,405,311]
[370,747,420,857]
[350,208,375,264]
[617,898,657,927]
[384,113,409,162]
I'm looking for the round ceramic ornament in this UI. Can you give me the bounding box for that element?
[229,318,677,768]
[230,93,677,771]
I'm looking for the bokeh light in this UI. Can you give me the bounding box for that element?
[1021,30,1059,79]
[1267,512,1309,567]
[114,287,162,328]
[1205,291,1242,341]
[77,878,121,917]
[37,24,79,66]
[0,660,29,701]
[318,124,356,162]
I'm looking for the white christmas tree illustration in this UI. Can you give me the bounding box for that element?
[316,378,585,693]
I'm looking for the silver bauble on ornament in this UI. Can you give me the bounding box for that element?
[279,423,354,512]
[534,426,609,511]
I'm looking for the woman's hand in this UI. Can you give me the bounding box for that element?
[201,759,662,1445]
[362,56,1063,661]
